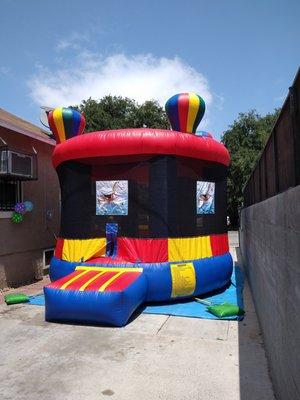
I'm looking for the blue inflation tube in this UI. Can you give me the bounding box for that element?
[49,252,233,302]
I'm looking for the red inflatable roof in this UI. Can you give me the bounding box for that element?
[52,128,230,168]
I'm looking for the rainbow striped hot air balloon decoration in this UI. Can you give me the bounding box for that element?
[165,93,205,134]
[47,108,85,144]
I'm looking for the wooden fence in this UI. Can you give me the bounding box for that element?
[244,68,300,206]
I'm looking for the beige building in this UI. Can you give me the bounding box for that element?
[0,108,60,288]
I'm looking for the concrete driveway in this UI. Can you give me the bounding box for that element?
[0,232,275,400]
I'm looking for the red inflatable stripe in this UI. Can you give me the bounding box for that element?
[83,271,117,292]
[210,234,229,256]
[64,270,100,290]
[48,270,81,289]
[178,94,189,132]
[54,238,64,259]
[105,271,141,292]
[47,111,60,143]
[117,237,168,263]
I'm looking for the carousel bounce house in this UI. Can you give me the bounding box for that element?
[44,92,233,326]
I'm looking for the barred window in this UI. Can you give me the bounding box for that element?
[0,180,23,211]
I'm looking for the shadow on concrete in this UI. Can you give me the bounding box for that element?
[235,245,275,400]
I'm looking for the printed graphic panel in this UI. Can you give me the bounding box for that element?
[96,180,128,215]
[170,262,196,298]
[196,181,215,214]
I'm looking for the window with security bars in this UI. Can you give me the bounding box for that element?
[43,248,55,267]
[0,180,23,211]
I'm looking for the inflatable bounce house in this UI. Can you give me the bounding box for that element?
[44,93,232,326]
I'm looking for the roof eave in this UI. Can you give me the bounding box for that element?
[0,120,55,146]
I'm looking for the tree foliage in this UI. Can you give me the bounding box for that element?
[221,109,280,226]
[72,95,169,132]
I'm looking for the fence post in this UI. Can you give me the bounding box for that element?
[264,151,268,199]
[273,126,279,194]
[289,85,300,186]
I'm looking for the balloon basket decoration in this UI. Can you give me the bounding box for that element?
[11,201,34,223]
[44,94,233,327]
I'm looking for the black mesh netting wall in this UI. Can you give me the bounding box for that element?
[57,156,227,239]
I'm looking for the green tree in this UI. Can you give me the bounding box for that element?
[221,109,280,226]
[72,96,169,132]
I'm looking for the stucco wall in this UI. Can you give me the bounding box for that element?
[0,127,60,287]
[239,185,300,400]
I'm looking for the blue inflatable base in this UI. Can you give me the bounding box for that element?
[49,252,233,302]
[29,267,243,322]
[40,253,234,326]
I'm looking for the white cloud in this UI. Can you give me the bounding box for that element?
[56,39,73,51]
[28,53,213,127]
[55,32,90,52]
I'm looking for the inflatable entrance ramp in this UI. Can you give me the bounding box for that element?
[44,266,147,326]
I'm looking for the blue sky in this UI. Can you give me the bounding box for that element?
[0,0,299,138]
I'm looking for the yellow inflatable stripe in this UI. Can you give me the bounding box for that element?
[168,236,212,262]
[186,93,200,133]
[60,270,89,290]
[79,271,105,292]
[99,271,124,292]
[53,108,66,142]
[62,238,106,262]
[76,266,143,272]
[202,236,212,258]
